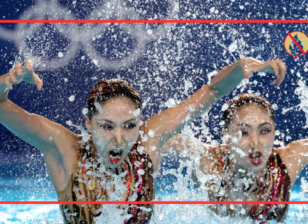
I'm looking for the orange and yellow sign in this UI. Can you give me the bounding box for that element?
[284,31,308,57]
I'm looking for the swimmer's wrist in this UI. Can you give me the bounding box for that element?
[208,62,243,95]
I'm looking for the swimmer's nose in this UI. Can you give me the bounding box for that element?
[250,133,260,149]
[114,129,123,147]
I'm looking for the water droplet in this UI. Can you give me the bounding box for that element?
[221,103,229,111]
[235,147,245,157]
[138,169,145,175]
[148,130,155,137]
[69,95,75,102]
[81,56,85,60]
[272,104,278,110]
[147,29,153,35]
[66,120,73,126]
[64,78,68,82]
[133,108,141,117]
[137,146,145,154]
[219,121,225,126]
[58,52,64,57]
[228,40,237,52]
[82,108,89,115]
[94,101,103,115]
[176,41,182,47]
[165,98,176,108]
[93,59,98,66]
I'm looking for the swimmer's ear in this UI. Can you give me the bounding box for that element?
[85,115,92,130]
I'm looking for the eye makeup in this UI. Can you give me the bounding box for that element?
[233,122,273,136]
[259,124,272,134]
[96,118,138,131]
[123,123,137,130]
[98,122,114,130]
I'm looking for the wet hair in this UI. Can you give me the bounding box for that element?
[222,94,275,129]
[87,79,142,120]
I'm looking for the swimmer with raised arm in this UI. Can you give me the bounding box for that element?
[162,72,308,223]
[0,57,284,223]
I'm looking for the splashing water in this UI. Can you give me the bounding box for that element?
[2,0,308,223]
[66,120,90,143]
[284,80,308,128]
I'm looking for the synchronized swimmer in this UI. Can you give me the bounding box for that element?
[0,57,286,223]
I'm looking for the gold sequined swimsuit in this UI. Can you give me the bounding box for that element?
[206,146,291,223]
[59,138,155,224]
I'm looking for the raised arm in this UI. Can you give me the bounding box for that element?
[143,57,286,171]
[279,139,308,186]
[0,61,78,192]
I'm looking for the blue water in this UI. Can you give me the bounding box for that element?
[0,177,308,224]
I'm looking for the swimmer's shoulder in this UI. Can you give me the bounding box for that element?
[277,139,308,158]
[276,139,308,186]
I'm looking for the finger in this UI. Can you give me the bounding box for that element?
[273,60,283,86]
[9,68,17,83]
[269,61,279,85]
[24,59,33,72]
[276,60,286,86]
[4,75,13,90]
[35,75,43,91]
[242,67,251,79]
[271,61,279,78]
[15,63,22,76]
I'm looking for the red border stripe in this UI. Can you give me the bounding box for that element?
[0,201,308,204]
[0,18,307,205]
[0,20,308,23]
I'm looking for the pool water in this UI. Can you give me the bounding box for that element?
[0,176,308,224]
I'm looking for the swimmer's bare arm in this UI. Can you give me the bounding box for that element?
[143,57,286,171]
[0,61,79,192]
[279,139,308,186]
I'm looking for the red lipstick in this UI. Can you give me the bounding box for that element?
[109,149,123,164]
[248,151,262,165]
[109,158,121,163]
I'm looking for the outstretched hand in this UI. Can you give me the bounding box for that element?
[239,57,286,86]
[4,60,43,90]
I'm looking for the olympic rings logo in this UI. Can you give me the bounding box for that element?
[0,0,179,70]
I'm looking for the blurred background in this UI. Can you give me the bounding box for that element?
[1,0,308,223]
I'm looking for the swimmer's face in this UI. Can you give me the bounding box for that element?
[225,104,276,173]
[86,96,141,169]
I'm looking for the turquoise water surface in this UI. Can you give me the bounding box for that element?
[0,177,308,224]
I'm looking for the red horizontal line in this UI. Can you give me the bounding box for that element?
[0,20,308,23]
[0,201,308,205]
